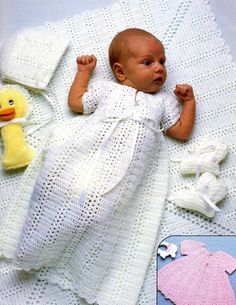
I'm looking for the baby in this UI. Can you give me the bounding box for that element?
[13,28,196,293]
[68,28,195,141]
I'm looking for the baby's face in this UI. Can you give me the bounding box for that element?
[120,36,166,93]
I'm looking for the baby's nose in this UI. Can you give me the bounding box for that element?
[154,62,164,72]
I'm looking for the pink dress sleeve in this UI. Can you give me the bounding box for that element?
[219,251,236,274]
[180,240,206,255]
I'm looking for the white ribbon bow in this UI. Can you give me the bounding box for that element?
[78,109,163,207]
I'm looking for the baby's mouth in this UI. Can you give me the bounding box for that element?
[154,76,163,83]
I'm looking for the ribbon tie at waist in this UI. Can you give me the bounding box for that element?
[78,113,163,206]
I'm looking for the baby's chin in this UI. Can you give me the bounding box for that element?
[139,83,164,94]
[120,80,163,93]
[143,87,162,94]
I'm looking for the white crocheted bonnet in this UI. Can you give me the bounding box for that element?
[0,28,69,90]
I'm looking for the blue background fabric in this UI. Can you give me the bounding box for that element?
[157,235,236,305]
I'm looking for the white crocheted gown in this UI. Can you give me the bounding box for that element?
[14,81,180,298]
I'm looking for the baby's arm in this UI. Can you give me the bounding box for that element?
[68,55,97,113]
[166,84,196,141]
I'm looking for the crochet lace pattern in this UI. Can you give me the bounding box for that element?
[13,82,180,297]
[158,240,236,305]
[0,0,236,304]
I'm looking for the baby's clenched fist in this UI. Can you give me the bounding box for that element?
[77,55,97,74]
[174,84,194,102]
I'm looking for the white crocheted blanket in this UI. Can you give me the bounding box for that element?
[0,0,236,304]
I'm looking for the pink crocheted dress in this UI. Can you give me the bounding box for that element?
[158,240,236,305]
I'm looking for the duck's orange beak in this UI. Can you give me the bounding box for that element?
[0,108,16,121]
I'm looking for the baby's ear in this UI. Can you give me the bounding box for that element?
[112,63,126,82]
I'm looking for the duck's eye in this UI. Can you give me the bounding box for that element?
[8,100,14,106]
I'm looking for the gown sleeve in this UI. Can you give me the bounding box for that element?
[180,240,206,256]
[219,251,236,274]
[82,81,104,114]
[161,93,181,132]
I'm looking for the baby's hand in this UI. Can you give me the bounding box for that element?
[174,84,194,102]
[77,55,97,74]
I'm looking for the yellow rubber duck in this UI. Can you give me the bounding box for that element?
[0,85,33,170]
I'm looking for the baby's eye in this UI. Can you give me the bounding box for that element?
[8,100,14,105]
[143,60,152,66]
[159,58,166,65]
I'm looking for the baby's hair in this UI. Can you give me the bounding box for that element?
[108,28,159,70]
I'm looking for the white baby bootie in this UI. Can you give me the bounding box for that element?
[179,139,228,176]
[173,172,228,218]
